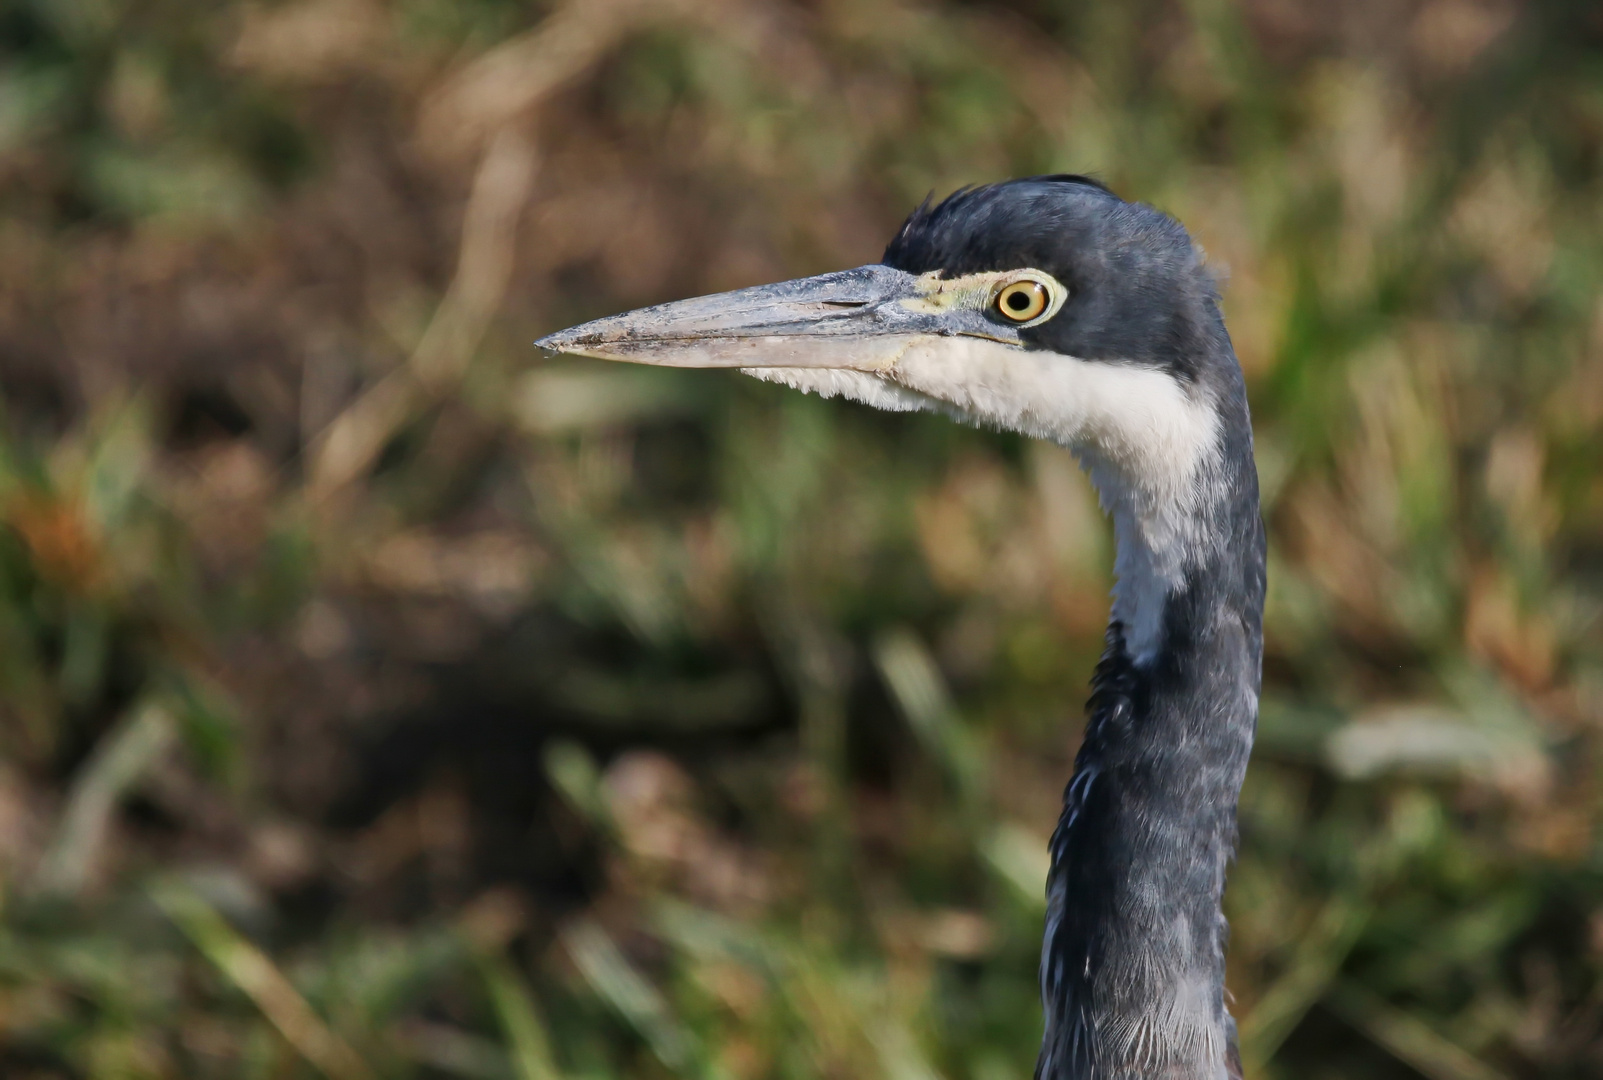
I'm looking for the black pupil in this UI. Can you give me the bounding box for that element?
[1006,289,1032,312]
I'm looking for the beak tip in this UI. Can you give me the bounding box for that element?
[534,329,581,352]
[536,325,630,362]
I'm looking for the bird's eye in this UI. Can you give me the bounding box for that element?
[995,280,1049,323]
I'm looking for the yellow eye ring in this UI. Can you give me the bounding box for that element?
[995,280,1049,323]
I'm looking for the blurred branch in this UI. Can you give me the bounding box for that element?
[152,879,376,1080]
[412,125,540,391]
[310,0,754,500]
[419,0,688,161]
[35,702,176,898]
[310,124,538,498]
[311,0,718,499]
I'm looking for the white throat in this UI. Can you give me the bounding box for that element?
[1081,443,1218,663]
[745,336,1223,663]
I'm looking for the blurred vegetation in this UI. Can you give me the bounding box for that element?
[0,0,1601,1077]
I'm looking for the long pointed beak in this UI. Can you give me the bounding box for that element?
[536,264,1000,371]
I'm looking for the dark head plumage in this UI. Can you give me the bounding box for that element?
[884,176,1226,383]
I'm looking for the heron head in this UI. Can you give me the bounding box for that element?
[536,177,1237,512]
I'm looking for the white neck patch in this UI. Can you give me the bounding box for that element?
[745,337,1223,663]
[739,367,946,414]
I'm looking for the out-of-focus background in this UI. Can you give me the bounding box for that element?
[1,0,1600,1077]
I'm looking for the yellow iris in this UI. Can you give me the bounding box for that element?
[995,280,1049,322]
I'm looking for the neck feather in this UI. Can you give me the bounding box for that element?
[1038,398,1264,1080]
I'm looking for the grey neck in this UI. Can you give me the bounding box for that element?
[1037,408,1264,1080]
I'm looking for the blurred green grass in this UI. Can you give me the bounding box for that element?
[1,0,1601,1077]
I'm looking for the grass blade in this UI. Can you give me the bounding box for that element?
[151,879,375,1080]
[37,702,176,897]
[563,919,694,1073]
[478,951,565,1080]
[1328,982,1511,1080]
[1238,892,1371,1071]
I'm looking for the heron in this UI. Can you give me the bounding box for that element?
[537,176,1264,1080]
